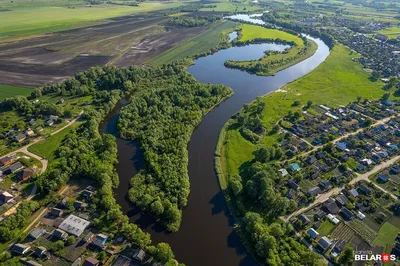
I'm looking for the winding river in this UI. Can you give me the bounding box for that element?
[102,15,330,266]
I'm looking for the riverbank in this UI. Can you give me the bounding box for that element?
[216,43,387,264]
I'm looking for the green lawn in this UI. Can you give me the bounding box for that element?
[239,24,304,45]
[377,27,400,39]
[318,220,335,236]
[222,43,385,179]
[0,84,33,100]
[28,122,80,161]
[373,222,400,252]
[146,20,238,66]
[200,1,262,12]
[0,3,183,39]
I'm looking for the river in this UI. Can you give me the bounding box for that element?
[101,15,330,266]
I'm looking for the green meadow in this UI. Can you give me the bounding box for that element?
[0,84,33,100]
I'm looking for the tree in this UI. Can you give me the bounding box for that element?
[152,243,174,263]
[254,147,270,163]
[52,240,64,252]
[293,100,301,106]
[306,100,313,108]
[339,246,354,265]
[66,235,76,246]
[357,96,362,102]
[229,175,243,196]
[381,92,390,101]
[97,251,107,261]
[371,70,381,80]
[150,200,164,216]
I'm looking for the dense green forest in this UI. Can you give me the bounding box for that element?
[168,15,221,27]
[118,69,232,232]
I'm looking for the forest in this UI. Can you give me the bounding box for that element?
[168,15,222,27]
[118,67,232,232]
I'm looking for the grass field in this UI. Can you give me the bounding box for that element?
[0,2,183,39]
[200,1,262,12]
[146,20,238,66]
[221,44,385,178]
[0,84,33,100]
[318,220,335,236]
[28,122,80,161]
[239,24,303,45]
[377,27,400,39]
[373,222,400,252]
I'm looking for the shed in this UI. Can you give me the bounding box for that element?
[29,228,45,239]
[83,257,100,266]
[357,211,366,220]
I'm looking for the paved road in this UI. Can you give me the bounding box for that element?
[284,154,400,222]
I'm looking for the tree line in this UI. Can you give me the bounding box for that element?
[168,15,222,27]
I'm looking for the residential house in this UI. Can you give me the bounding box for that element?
[378,174,389,183]
[83,257,100,266]
[73,200,88,210]
[286,189,296,199]
[357,211,366,220]
[331,239,346,257]
[318,236,333,251]
[348,189,359,198]
[58,214,90,237]
[12,243,30,255]
[92,234,108,249]
[132,248,146,263]
[307,228,319,239]
[34,246,49,259]
[52,229,68,240]
[358,184,372,195]
[340,207,354,220]
[35,126,43,133]
[288,179,300,190]
[0,191,13,204]
[25,128,35,137]
[29,228,45,239]
[319,180,331,191]
[14,133,26,143]
[82,189,94,199]
[279,169,289,177]
[298,214,310,226]
[314,209,327,220]
[376,34,388,41]
[8,162,24,174]
[45,120,54,126]
[82,232,95,244]
[307,186,321,197]
[50,208,63,217]
[335,194,349,207]
[306,155,317,165]
[0,156,13,166]
[57,98,65,104]
[289,163,301,172]
[17,168,34,181]
[336,142,347,151]
[323,198,340,214]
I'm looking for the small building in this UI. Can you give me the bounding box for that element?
[17,168,34,181]
[348,189,359,198]
[0,191,14,204]
[29,119,36,126]
[319,180,331,191]
[83,257,100,266]
[132,248,146,263]
[92,233,108,249]
[314,209,327,220]
[318,236,333,251]
[327,214,340,225]
[279,169,289,177]
[8,162,24,174]
[14,133,26,143]
[45,120,54,126]
[49,115,59,121]
[57,98,65,104]
[376,33,388,41]
[82,189,94,199]
[12,243,30,255]
[378,174,389,183]
[358,184,372,195]
[306,155,317,165]
[331,239,346,257]
[307,228,319,239]
[25,129,35,137]
[323,198,340,214]
[307,186,321,197]
[357,211,366,220]
[82,232,95,243]
[34,246,49,259]
[336,142,347,151]
[340,207,354,221]
[289,163,301,172]
[0,156,13,166]
[58,214,90,237]
[286,189,296,199]
[50,207,63,217]
[298,214,310,226]
[73,200,88,210]
[52,229,68,240]
[29,228,45,239]
[35,126,44,133]
[288,179,300,190]
[335,194,349,207]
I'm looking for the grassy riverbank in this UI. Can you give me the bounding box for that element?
[225,24,318,76]
[217,43,385,187]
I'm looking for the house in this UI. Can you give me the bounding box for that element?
[132,248,146,263]
[306,155,317,165]
[313,221,321,229]
[52,229,68,240]
[73,200,88,210]
[358,184,372,195]
[289,163,301,172]
[58,214,90,237]
[319,180,331,191]
[376,33,388,41]
[323,198,340,214]
[82,189,94,199]
[314,209,327,220]
[17,168,34,181]
[286,189,296,199]
[299,141,308,150]
[92,233,108,249]
[378,174,389,183]
[0,191,14,204]
[331,239,346,257]
[34,246,49,259]
[83,257,100,266]
[336,142,347,151]
[318,236,333,251]
[307,228,319,239]
[45,120,54,126]
[340,207,354,220]
[49,115,59,121]
[298,214,310,226]
[8,162,24,173]
[29,119,36,126]
[12,243,30,255]
[348,189,359,198]
[82,232,95,243]
[29,228,45,239]
[279,169,289,177]
[288,179,300,190]
[25,129,35,137]
[316,151,326,159]
[361,158,373,166]
[327,214,340,224]
[14,133,26,143]
[335,194,349,207]
[57,98,65,104]
[0,156,12,166]
[50,207,63,217]
[35,126,43,133]
[357,211,366,220]
[59,197,70,209]
[307,186,321,197]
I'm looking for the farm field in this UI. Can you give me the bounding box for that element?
[0,84,33,100]
[145,20,238,65]
[377,27,400,39]
[373,222,400,252]
[221,44,384,178]
[239,24,303,45]
[0,3,183,39]
[200,1,262,12]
